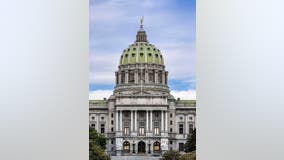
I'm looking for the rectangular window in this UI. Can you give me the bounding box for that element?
[179,143,184,151]
[179,124,183,134]
[124,127,129,135]
[111,120,114,125]
[154,127,160,135]
[101,124,105,133]
[111,113,114,118]
[139,127,145,136]
[170,121,173,125]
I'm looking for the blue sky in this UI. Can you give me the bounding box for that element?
[89,0,196,99]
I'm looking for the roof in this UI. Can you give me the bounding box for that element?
[176,99,196,106]
[89,100,107,105]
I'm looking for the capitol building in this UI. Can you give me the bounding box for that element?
[89,19,196,158]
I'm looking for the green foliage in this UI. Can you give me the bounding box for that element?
[185,129,196,153]
[89,127,110,160]
[180,151,196,160]
[162,150,181,160]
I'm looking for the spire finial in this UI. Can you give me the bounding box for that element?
[140,16,144,29]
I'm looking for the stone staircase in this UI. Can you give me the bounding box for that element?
[110,156,162,160]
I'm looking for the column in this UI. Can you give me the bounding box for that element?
[118,72,121,84]
[161,111,164,131]
[96,115,99,131]
[120,110,123,131]
[146,110,149,131]
[135,110,137,132]
[154,70,158,84]
[185,115,188,134]
[150,111,153,132]
[134,69,138,84]
[165,111,168,132]
[162,71,165,85]
[115,111,119,131]
[145,69,149,83]
[131,110,133,132]
[125,70,129,84]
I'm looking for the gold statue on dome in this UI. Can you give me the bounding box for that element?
[140,16,144,26]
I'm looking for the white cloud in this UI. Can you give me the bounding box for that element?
[89,89,196,100]
[89,90,113,100]
[171,89,196,100]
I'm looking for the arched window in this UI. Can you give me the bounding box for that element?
[123,141,130,153]
[153,141,160,152]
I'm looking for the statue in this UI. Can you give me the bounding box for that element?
[140,16,144,26]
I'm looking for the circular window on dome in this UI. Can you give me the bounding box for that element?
[153,48,156,51]
[132,53,135,57]
[125,54,128,57]
[147,48,150,51]
[140,53,143,56]
[155,54,158,58]
[148,53,152,56]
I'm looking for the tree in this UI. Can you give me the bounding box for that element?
[162,150,181,160]
[180,151,196,160]
[89,127,110,160]
[185,129,196,153]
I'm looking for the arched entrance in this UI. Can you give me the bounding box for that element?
[123,141,130,153]
[153,141,161,152]
[138,141,146,153]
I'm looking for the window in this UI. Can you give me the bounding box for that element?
[155,112,159,117]
[123,141,130,153]
[111,120,114,125]
[125,54,128,57]
[155,54,158,58]
[189,124,194,134]
[111,140,114,144]
[147,47,150,50]
[133,48,136,50]
[179,143,184,152]
[111,127,114,132]
[140,47,143,50]
[179,124,183,134]
[111,113,113,118]
[153,142,160,152]
[101,124,105,133]
[125,112,129,117]
[91,124,95,127]
[132,53,135,57]
[139,127,145,136]
[154,127,160,136]
[124,127,130,135]
[189,116,193,120]
[101,116,104,120]
[140,53,143,56]
[91,117,95,120]
[148,53,152,56]
[170,128,173,132]
[170,121,173,125]
[170,113,173,118]
[169,141,173,145]
[153,48,156,51]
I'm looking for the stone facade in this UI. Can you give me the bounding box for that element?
[89,21,196,158]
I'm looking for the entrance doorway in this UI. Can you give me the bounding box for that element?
[138,141,146,153]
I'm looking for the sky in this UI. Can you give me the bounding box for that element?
[89,0,196,100]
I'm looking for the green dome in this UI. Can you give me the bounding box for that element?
[119,42,164,65]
